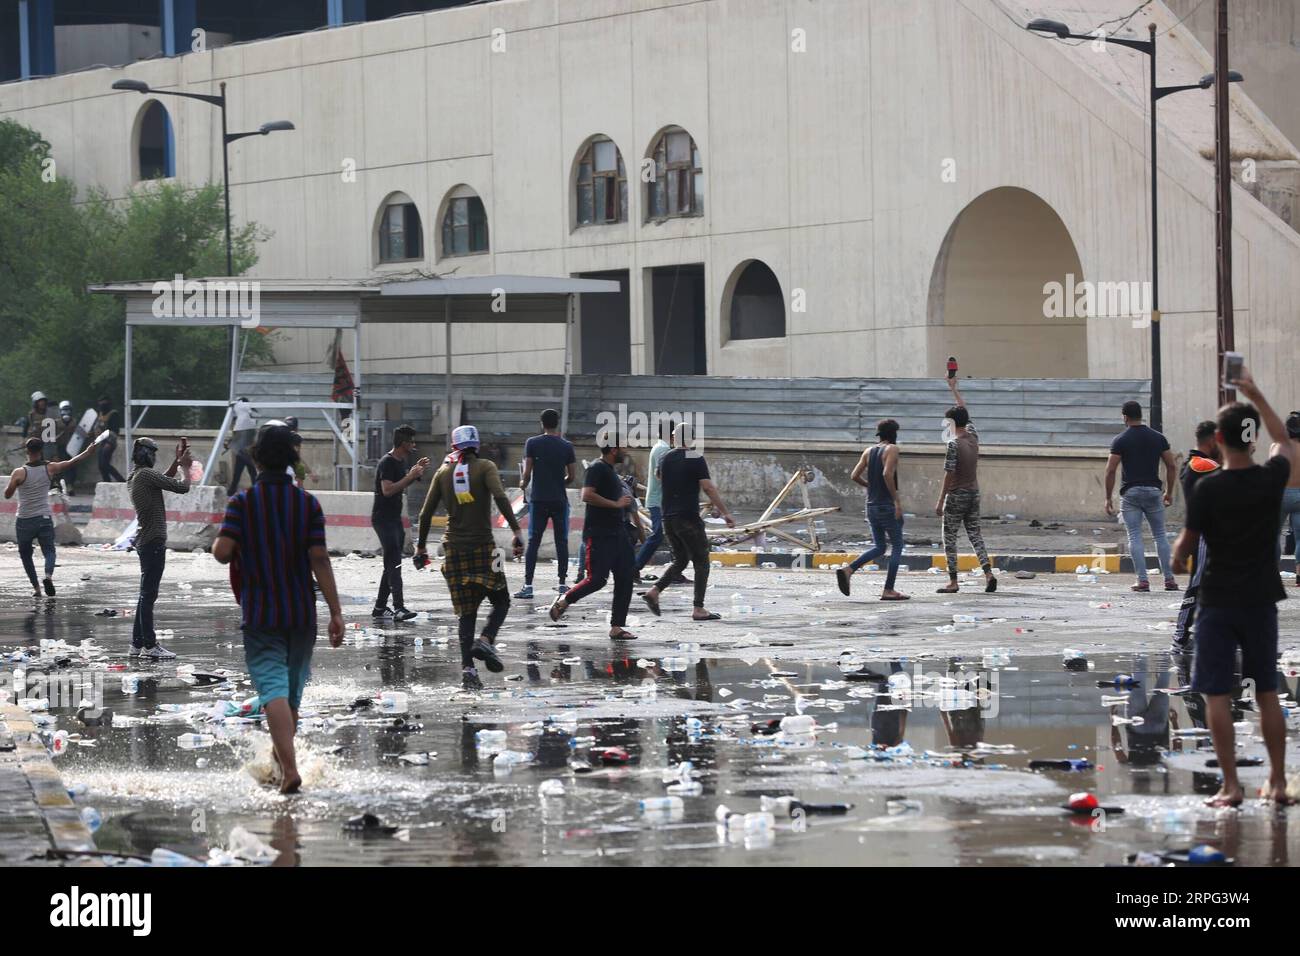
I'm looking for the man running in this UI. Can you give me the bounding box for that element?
[516,408,575,599]
[1105,400,1178,592]
[837,418,909,600]
[213,423,345,795]
[225,397,259,495]
[1272,411,1300,588]
[548,434,640,640]
[416,425,524,692]
[640,423,736,621]
[1172,366,1294,806]
[1171,421,1221,653]
[126,437,193,659]
[4,436,97,598]
[371,425,430,622]
[635,420,674,581]
[935,376,996,594]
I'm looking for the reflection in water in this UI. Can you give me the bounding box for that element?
[16,592,1298,867]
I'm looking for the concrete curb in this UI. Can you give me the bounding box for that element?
[705,551,1299,575]
[0,705,98,862]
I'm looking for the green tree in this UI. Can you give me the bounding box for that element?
[0,117,274,430]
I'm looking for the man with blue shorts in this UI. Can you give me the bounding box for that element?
[1172,366,1294,807]
[213,423,344,794]
[516,409,575,599]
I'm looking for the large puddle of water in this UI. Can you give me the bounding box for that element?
[7,594,1300,867]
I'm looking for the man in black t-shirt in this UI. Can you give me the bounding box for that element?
[548,435,638,640]
[641,423,736,621]
[1172,367,1295,807]
[371,425,429,622]
[1105,401,1179,592]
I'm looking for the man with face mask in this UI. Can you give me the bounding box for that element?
[126,437,193,659]
[54,401,77,494]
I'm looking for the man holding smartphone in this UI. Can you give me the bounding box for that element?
[1172,365,1294,806]
[127,437,194,659]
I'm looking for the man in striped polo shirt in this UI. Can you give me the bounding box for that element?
[213,423,345,794]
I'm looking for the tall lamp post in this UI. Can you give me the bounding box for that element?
[110,79,294,439]
[110,79,294,276]
[1026,19,1242,434]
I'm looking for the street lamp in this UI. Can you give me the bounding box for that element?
[110,78,295,277]
[1026,20,1243,434]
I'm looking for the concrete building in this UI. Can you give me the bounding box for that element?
[1,0,1298,515]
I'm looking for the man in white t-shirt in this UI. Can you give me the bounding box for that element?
[635,420,674,579]
[225,397,259,494]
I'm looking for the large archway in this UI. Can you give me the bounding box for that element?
[927,187,1087,377]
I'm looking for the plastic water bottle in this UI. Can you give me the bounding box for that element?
[379,691,408,715]
[121,675,139,695]
[640,796,684,812]
[177,733,215,750]
[743,811,775,836]
[779,714,816,735]
[684,717,705,735]
[953,614,977,624]
[661,657,688,672]
[493,750,533,772]
[150,847,203,867]
[79,806,102,833]
[50,730,69,757]
[476,729,508,752]
[538,779,565,798]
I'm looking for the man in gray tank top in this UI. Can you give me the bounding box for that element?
[4,437,97,599]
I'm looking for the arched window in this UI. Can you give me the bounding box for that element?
[376,193,423,262]
[440,185,489,257]
[727,260,786,341]
[646,127,703,220]
[575,136,627,225]
[136,100,175,180]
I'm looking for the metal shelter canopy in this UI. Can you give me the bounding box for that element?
[88,274,621,489]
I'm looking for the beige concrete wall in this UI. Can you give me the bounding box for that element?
[0,0,1297,451]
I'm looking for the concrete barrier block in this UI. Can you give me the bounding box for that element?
[313,490,410,555]
[83,481,227,550]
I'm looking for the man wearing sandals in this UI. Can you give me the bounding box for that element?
[935,377,997,594]
[549,433,639,639]
[1172,366,1294,807]
[640,422,736,622]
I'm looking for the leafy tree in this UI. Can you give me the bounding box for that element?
[0,117,274,430]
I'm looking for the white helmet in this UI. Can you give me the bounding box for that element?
[31,391,46,403]
[58,400,72,412]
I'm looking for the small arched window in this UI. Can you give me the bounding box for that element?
[377,193,423,262]
[646,127,703,221]
[137,100,175,180]
[727,260,786,341]
[575,136,627,226]
[440,185,489,257]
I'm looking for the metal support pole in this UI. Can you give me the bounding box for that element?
[124,323,133,474]
[1214,0,1236,407]
[352,323,361,491]
[1148,23,1163,434]
[444,298,453,450]
[561,293,574,436]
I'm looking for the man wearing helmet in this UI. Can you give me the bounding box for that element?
[416,425,524,692]
[126,437,194,660]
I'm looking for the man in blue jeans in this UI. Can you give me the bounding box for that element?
[837,419,909,600]
[635,420,674,580]
[5,436,97,599]
[1104,400,1179,592]
[126,437,193,659]
[516,409,575,599]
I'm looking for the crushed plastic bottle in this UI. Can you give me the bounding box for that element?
[379,691,408,715]
[538,778,565,798]
[79,806,102,833]
[492,750,533,773]
[885,797,924,815]
[475,729,508,753]
[779,714,816,735]
[640,796,684,812]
